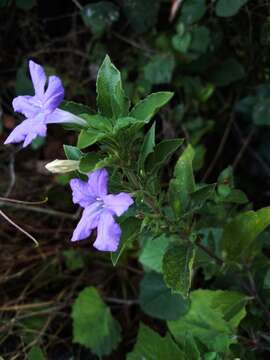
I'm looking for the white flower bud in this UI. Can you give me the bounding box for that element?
[45,159,79,173]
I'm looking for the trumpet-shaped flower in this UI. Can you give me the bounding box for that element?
[70,168,134,251]
[4,60,86,148]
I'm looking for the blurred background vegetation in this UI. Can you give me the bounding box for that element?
[1,0,270,358]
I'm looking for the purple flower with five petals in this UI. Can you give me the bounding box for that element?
[70,168,134,251]
[4,60,86,148]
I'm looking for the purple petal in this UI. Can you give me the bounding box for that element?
[29,60,46,97]
[70,178,95,208]
[93,210,121,252]
[4,117,47,147]
[45,108,86,126]
[88,169,108,198]
[43,76,64,112]
[103,193,133,216]
[12,95,40,118]
[71,203,102,242]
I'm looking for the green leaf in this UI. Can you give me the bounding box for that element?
[81,1,119,35]
[138,122,156,173]
[168,289,248,352]
[222,207,270,263]
[72,287,121,357]
[64,145,83,160]
[146,138,183,174]
[181,333,201,360]
[169,144,195,216]
[139,234,171,273]
[172,32,192,53]
[180,0,207,24]
[130,92,173,122]
[163,243,195,297]
[253,98,270,125]
[208,58,245,87]
[97,55,130,119]
[77,129,107,149]
[124,0,161,33]
[144,53,175,85]
[139,272,189,320]
[27,346,46,360]
[79,153,102,174]
[60,100,93,116]
[190,26,211,56]
[111,218,141,266]
[215,0,248,17]
[127,323,184,360]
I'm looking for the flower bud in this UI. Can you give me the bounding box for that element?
[45,159,79,173]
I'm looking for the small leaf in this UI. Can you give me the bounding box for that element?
[138,122,156,172]
[163,242,195,297]
[97,55,130,119]
[60,101,93,116]
[77,129,107,149]
[180,0,207,24]
[111,218,141,266]
[81,1,119,35]
[215,0,248,17]
[27,346,46,360]
[146,138,183,174]
[144,53,175,85]
[79,153,102,174]
[72,287,121,357]
[64,145,83,160]
[130,92,173,122]
[139,272,189,320]
[127,323,184,359]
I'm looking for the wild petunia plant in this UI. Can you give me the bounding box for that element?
[5,55,270,358]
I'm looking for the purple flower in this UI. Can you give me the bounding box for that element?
[4,60,86,148]
[70,168,134,252]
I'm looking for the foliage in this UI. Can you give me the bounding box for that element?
[2,0,270,358]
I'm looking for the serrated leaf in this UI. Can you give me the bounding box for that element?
[72,287,121,357]
[222,207,270,263]
[130,92,173,122]
[97,55,130,119]
[163,243,195,297]
[139,272,189,320]
[127,323,184,359]
[168,289,248,352]
[139,234,171,273]
[215,0,248,17]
